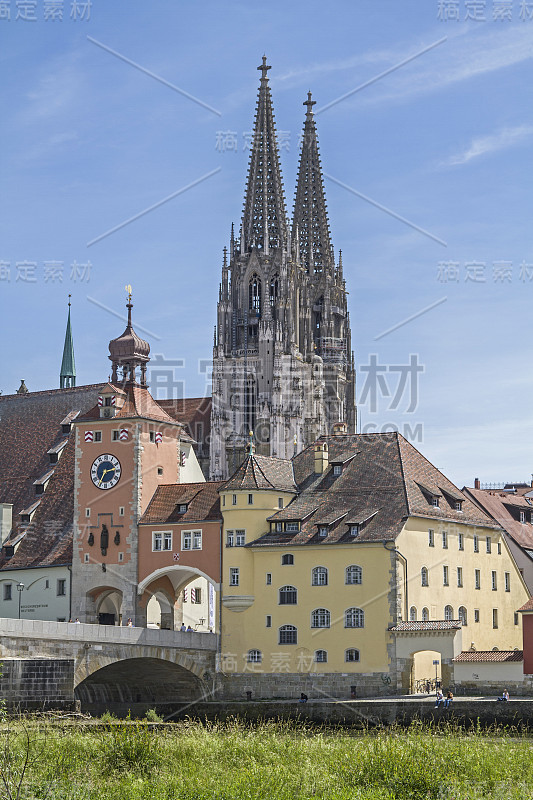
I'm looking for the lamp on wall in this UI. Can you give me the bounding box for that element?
[16,582,24,619]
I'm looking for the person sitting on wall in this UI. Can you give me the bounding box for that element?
[180,623,187,632]
[444,690,454,708]
[299,693,308,703]
[186,625,194,632]
[434,690,444,708]
[497,689,510,701]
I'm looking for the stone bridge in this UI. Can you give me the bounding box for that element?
[0,618,218,713]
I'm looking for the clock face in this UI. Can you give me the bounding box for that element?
[90,454,121,490]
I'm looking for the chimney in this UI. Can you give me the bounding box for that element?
[0,504,13,545]
[314,443,329,474]
[474,478,480,490]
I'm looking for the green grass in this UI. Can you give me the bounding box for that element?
[0,717,532,799]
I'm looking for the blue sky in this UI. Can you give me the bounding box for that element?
[1,0,532,486]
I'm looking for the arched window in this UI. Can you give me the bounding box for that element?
[421,567,429,587]
[312,566,328,586]
[345,649,360,663]
[315,649,328,663]
[279,585,297,605]
[345,565,362,585]
[311,608,330,628]
[246,649,262,663]
[281,554,294,565]
[278,624,297,645]
[409,606,417,622]
[444,604,454,621]
[458,606,467,626]
[269,275,279,306]
[345,607,364,628]
[249,273,262,316]
[422,607,429,621]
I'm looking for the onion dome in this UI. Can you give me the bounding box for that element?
[108,296,150,387]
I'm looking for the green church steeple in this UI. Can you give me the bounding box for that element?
[60,295,76,388]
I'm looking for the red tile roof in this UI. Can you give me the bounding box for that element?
[390,620,462,632]
[463,487,533,549]
[453,650,523,663]
[518,598,533,612]
[139,482,223,524]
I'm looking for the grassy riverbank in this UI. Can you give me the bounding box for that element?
[1,717,532,799]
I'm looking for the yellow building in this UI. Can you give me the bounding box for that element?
[218,431,530,698]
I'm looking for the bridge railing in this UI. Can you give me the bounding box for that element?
[0,617,218,651]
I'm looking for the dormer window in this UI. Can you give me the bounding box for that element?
[285,522,299,532]
[455,501,463,512]
[275,522,283,532]
[350,524,359,537]
[333,465,342,477]
[178,504,188,514]
[520,511,526,523]
[318,526,328,538]
[431,497,440,508]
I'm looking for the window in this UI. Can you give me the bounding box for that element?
[235,530,245,547]
[232,494,237,506]
[474,609,480,623]
[85,508,90,518]
[318,526,328,538]
[182,530,202,550]
[409,606,417,622]
[247,649,262,663]
[474,568,481,589]
[455,501,463,512]
[422,607,429,622]
[520,511,526,523]
[94,431,102,443]
[497,542,501,555]
[278,624,297,645]
[345,649,360,663]
[286,522,299,532]
[333,465,342,476]
[345,565,362,585]
[226,531,234,547]
[444,604,454,621]
[192,587,202,604]
[119,507,124,516]
[312,566,328,586]
[266,573,272,585]
[492,571,497,591]
[248,494,253,505]
[457,567,463,587]
[45,580,49,588]
[229,568,239,587]
[3,584,12,601]
[279,585,297,605]
[153,531,171,551]
[428,529,434,547]
[458,606,467,625]
[157,467,164,477]
[443,566,449,586]
[514,612,519,626]
[57,579,66,597]
[315,650,328,663]
[492,608,498,629]
[432,497,440,508]
[345,607,364,628]
[442,531,448,549]
[278,498,283,509]
[118,552,124,562]
[281,554,294,566]
[421,567,429,587]
[275,523,283,532]
[458,533,464,551]
[149,432,155,443]
[474,535,479,553]
[222,495,226,507]
[311,608,330,628]
[505,572,510,592]
[84,553,89,563]
[486,537,492,554]
[349,525,359,537]
[266,615,272,628]
[112,430,120,441]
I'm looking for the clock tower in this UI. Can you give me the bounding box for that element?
[71,297,184,626]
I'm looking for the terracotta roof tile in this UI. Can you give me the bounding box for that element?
[223,454,296,492]
[140,482,224,525]
[463,487,533,549]
[390,620,462,632]
[453,650,523,663]
[518,598,533,612]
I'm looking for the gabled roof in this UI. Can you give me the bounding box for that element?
[463,487,533,550]
[79,385,178,425]
[140,482,224,525]
[223,453,296,493]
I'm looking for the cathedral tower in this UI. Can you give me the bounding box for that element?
[210,61,356,480]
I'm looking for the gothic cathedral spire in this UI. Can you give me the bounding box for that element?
[292,92,333,275]
[60,295,76,389]
[241,57,288,254]
[209,63,356,481]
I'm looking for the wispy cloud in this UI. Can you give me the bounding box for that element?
[443,124,533,166]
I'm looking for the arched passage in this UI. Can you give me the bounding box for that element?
[139,566,219,632]
[88,586,124,626]
[75,657,208,715]
[411,649,442,694]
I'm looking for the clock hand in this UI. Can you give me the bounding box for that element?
[98,469,109,486]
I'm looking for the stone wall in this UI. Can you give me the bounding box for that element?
[0,659,76,710]
[216,672,396,701]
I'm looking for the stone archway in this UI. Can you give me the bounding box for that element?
[139,566,219,632]
[86,586,124,625]
[390,621,463,693]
